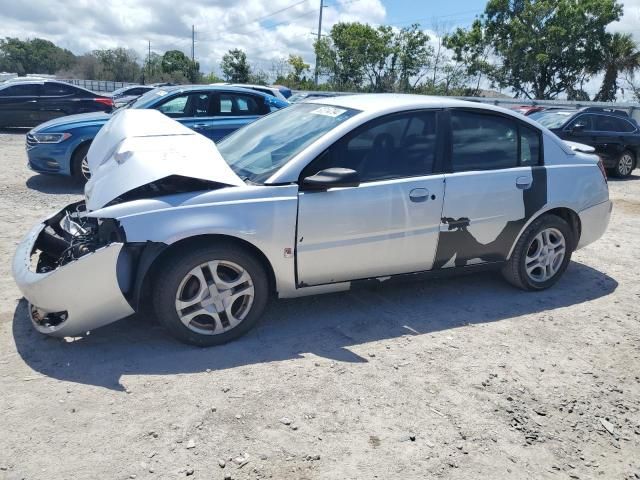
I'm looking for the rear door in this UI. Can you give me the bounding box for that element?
[296,110,446,286]
[435,109,546,269]
[39,82,86,122]
[0,83,42,127]
[593,114,637,162]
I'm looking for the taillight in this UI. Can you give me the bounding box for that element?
[597,158,608,183]
[94,97,114,109]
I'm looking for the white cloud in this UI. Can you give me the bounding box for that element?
[0,0,386,74]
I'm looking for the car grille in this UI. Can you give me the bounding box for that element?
[26,133,38,150]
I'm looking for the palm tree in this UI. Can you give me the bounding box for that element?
[594,33,640,102]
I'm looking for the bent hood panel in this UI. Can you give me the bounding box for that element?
[84,110,244,211]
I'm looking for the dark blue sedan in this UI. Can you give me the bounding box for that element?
[26,85,289,181]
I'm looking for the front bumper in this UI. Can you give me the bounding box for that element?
[26,136,73,176]
[576,200,613,250]
[12,209,135,337]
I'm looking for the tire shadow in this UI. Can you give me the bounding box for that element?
[12,261,618,390]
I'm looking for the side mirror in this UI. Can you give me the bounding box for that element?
[570,123,586,133]
[302,168,360,190]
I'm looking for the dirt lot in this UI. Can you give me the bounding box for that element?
[0,129,638,480]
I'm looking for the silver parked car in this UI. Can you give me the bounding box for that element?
[13,95,612,346]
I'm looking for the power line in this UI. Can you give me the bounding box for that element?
[247,0,310,24]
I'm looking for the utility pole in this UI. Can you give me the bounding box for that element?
[147,40,151,84]
[191,25,195,63]
[314,0,324,86]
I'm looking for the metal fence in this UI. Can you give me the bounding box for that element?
[60,79,138,93]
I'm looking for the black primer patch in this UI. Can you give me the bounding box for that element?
[433,167,547,269]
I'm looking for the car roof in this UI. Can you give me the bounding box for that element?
[308,93,521,116]
[157,84,278,97]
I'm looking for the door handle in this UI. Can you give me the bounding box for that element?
[409,188,430,203]
[516,176,532,190]
[193,123,208,128]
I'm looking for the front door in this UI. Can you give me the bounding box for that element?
[433,109,547,269]
[296,110,445,286]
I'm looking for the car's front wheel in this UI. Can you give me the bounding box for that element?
[613,150,635,178]
[502,214,573,291]
[71,142,92,182]
[151,243,269,346]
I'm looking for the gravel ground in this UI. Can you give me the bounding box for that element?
[0,130,639,480]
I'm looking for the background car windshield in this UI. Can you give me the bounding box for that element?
[217,103,359,183]
[128,88,166,109]
[528,110,574,129]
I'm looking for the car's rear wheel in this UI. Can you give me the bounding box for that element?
[613,150,635,178]
[151,243,269,346]
[71,142,92,182]
[502,214,573,291]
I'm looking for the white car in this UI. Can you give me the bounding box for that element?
[13,95,612,346]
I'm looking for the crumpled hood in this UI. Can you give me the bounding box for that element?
[84,109,244,211]
[33,111,112,132]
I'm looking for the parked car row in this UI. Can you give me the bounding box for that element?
[25,85,289,181]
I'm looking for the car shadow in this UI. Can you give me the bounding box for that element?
[0,127,29,135]
[26,174,83,194]
[12,261,617,391]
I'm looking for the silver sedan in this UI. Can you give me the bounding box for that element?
[13,95,612,345]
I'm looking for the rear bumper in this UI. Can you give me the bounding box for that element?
[12,210,135,337]
[576,200,612,250]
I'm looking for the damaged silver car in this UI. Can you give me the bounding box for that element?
[13,96,611,345]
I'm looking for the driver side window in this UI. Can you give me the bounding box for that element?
[567,114,595,131]
[303,111,438,183]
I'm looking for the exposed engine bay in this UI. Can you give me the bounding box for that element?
[33,201,125,272]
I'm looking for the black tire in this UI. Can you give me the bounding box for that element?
[71,142,91,183]
[612,150,635,178]
[501,214,574,291]
[151,242,269,346]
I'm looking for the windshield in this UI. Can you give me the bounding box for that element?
[217,103,360,183]
[528,110,574,129]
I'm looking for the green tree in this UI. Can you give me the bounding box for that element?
[161,50,200,83]
[0,37,75,75]
[445,0,622,99]
[92,48,141,82]
[288,54,310,85]
[221,49,251,83]
[594,33,640,102]
[314,22,433,92]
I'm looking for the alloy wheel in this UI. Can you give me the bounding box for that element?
[525,227,566,283]
[175,260,255,335]
[80,156,91,180]
[618,154,634,177]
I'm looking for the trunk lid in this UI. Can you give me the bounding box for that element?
[84,109,244,211]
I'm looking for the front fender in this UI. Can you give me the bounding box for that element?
[113,186,300,296]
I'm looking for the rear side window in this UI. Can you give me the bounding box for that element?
[218,93,263,116]
[451,111,518,171]
[0,84,40,96]
[520,124,541,166]
[595,115,636,133]
[43,82,78,96]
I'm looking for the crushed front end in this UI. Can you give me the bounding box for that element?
[12,201,135,337]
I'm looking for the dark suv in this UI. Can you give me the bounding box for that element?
[529,107,639,177]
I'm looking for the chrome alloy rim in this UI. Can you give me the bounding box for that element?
[81,156,91,180]
[618,154,634,176]
[525,227,566,282]
[175,260,254,335]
